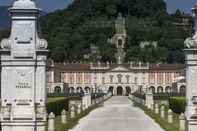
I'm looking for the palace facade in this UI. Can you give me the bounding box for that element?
[47,62,185,95]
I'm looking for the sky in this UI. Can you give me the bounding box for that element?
[0,0,196,14]
[0,0,73,12]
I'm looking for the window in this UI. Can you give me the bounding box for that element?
[102,77,105,84]
[134,77,138,84]
[76,73,82,84]
[69,72,74,84]
[157,73,164,84]
[142,77,145,84]
[149,72,155,84]
[110,75,114,83]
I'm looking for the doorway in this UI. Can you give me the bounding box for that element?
[117,86,123,96]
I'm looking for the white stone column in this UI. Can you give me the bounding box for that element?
[184,4,197,131]
[179,113,186,131]
[168,109,173,123]
[48,112,55,131]
[61,110,67,124]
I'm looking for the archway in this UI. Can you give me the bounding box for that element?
[69,87,75,94]
[165,86,171,93]
[54,86,61,93]
[125,86,131,96]
[180,85,186,93]
[108,86,114,95]
[172,86,178,93]
[149,86,155,93]
[157,86,163,93]
[117,86,123,96]
[84,87,91,93]
[77,87,83,94]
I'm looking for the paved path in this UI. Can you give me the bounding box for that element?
[70,96,164,131]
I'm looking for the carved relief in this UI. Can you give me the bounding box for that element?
[14,21,34,43]
[1,38,11,49]
[37,39,48,49]
[184,37,197,48]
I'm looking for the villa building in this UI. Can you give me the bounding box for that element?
[47,14,186,95]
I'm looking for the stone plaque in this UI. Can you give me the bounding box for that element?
[14,69,33,98]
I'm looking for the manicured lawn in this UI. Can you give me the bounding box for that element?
[47,97,66,103]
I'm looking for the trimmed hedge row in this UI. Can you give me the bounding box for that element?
[47,98,69,115]
[169,97,186,114]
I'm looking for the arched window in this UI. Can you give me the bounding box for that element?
[118,39,123,47]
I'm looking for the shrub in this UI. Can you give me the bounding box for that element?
[169,97,186,114]
[47,98,69,115]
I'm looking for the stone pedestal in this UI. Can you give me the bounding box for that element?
[48,113,55,131]
[82,93,91,109]
[179,113,186,131]
[184,4,197,131]
[160,106,165,118]
[145,91,154,109]
[70,105,75,119]
[0,1,48,131]
[155,104,159,114]
[77,104,81,114]
[61,110,67,124]
[168,109,173,123]
[184,48,197,131]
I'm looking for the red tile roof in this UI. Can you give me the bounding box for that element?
[149,64,185,70]
[54,63,90,71]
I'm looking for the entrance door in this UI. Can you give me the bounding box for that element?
[117,86,123,96]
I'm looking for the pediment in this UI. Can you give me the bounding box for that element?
[109,65,130,72]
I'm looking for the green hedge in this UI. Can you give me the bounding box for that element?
[169,97,186,114]
[47,98,69,115]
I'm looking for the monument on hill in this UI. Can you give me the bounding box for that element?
[184,4,197,131]
[110,13,127,64]
[0,0,48,131]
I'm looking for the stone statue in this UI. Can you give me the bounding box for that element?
[115,13,126,34]
[184,5,197,48]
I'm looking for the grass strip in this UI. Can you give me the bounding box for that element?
[52,96,111,131]
[129,98,180,131]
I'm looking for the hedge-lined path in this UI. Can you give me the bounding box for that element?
[69,96,164,131]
